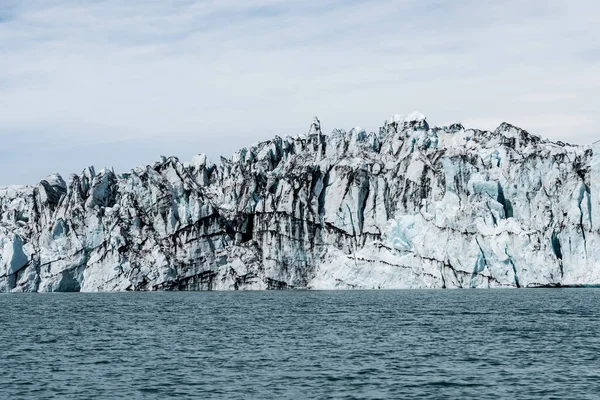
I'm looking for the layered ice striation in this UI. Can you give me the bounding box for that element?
[1,113,599,291]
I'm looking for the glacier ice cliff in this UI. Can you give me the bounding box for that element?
[1,113,599,291]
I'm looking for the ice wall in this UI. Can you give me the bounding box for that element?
[0,114,598,291]
[591,140,600,230]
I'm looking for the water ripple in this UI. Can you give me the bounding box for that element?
[1,289,600,399]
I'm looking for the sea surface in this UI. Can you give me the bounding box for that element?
[1,289,600,399]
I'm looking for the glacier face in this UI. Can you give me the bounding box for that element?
[1,113,598,292]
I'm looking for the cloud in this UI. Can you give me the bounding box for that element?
[0,0,599,184]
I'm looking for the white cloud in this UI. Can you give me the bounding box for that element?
[0,0,599,184]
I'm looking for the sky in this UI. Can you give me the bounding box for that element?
[0,0,599,185]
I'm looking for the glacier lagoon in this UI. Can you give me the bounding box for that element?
[2,289,600,399]
[1,113,600,291]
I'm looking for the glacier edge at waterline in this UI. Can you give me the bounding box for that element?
[1,113,599,292]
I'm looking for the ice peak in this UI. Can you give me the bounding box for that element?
[190,153,208,168]
[387,112,428,130]
[308,116,321,136]
[494,122,540,140]
[445,122,464,133]
[495,122,521,133]
[40,173,66,191]
[403,111,429,130]
[405,111,426,123]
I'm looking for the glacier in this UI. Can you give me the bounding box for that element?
[1,113,599,292]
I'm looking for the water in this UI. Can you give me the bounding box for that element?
[1,289,600,399]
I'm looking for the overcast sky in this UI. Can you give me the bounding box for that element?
[0,0,598,185]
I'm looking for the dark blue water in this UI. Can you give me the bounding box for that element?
[1,289,600,399]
